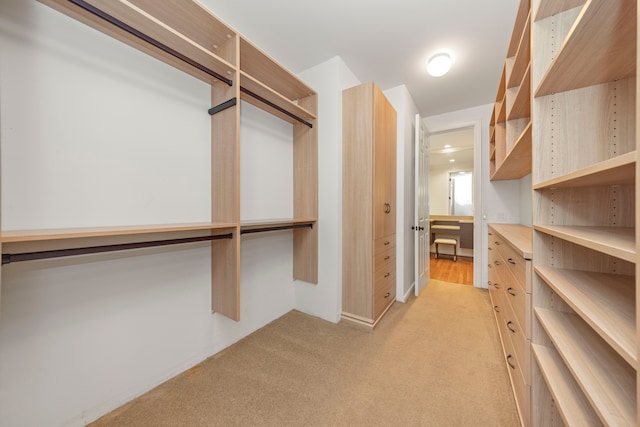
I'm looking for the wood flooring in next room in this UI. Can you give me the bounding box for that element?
[430,253,473,285]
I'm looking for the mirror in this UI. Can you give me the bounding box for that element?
[429,127,474,216]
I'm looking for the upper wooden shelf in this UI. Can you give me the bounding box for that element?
[535,266,636,368]
[507,64,531,121]
[39,0,237,86]
[532,344,601,426]
[240,38,315,104]
[534,225,636,263]
[507,12,531,89]
[0,222,236,243]
[507,0,531,58]
[534,151,636,189]
[491,121,532,181]
[536,308,636,426]
[535,0,636,97]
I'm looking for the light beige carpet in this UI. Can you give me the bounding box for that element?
[91,280,520,426]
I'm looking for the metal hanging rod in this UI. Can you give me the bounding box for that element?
[240,223,313,235]
[68,0,233,86]
[208,97,237,115]
[240,87,313,128]
[2,233,233,265]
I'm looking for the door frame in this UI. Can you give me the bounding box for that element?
[420,119,482,288]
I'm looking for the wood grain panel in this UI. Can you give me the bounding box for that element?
[342,84,374,320]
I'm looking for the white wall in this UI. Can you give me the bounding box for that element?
[0,1,296,425]
[294,57,360,323]
[424,104,521,288]
[384,85,419,302]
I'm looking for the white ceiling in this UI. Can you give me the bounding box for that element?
[199,0,520,117]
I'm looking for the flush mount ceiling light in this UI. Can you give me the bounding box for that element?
[427,52,453,77]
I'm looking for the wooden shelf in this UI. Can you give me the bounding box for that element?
[240,218,315,233]
[535,266,636,368]
[496,98,506,123]
[534,225,635,263]
[491,121,532,181]
[40,0,236,85]
[534,151,636,189]
[507,13,531,89]
[239,72,316,126]
[507,65,531,120]
[240,37,315,103]
[535,0,636,97]
[532,343,601,426]
[536,308,636,425]
[507,0,532,57]
[535,0,586,21]
[0,222,237,243]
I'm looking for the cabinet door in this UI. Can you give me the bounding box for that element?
[373,87,397,239]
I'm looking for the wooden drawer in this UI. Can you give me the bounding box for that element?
[493,236,527,292]
[501,292,529,382]
[500,260,531,339]
[373,263,395,319]
[498,315,529,426]
[374,245,395,272]
[374,235,395,254]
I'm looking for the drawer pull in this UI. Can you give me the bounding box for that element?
[494,283,500,289]
[508,258,516,265]
[384,241,390,246]
[487,264,492,269]
[384,255,390,261]
[507,321,516,333]
[494,305,500,312]
[494,260,501,266]
[507,287,516,296]
[506,355,516,370]
[384,292,390,298]
[384,203,391,214]
[488,247,492,251]
[384,272,390,278]
[495,241,501,246]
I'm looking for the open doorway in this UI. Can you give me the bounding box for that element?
[428,127,474,285]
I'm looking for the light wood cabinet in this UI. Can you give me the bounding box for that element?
[342,82,397,327]
[0,0,318,321]
[530,0,638,425]
[488,224,533,426]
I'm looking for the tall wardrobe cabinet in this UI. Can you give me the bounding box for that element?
[342,82,397,327]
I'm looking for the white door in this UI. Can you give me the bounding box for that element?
[414,114,430,296]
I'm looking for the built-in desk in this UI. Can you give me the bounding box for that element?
[430,216,473,250]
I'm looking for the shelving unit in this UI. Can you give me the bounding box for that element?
[0,0,319,320]
[490,0,532,181]
[530,0,637,425]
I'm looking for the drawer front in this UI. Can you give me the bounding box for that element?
[374,246,395,272]
[374,235,396,254]
[500,263,531,339]
[498,317,528,424]
[495,239,526,292]
[502,294,529,382]
[373,263,396,319]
